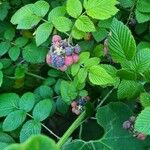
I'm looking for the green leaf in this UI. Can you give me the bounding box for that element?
[52,16,72,32]
[137,0,150,13]
[117,80,143,99]
[15,37,28,47]
[75,15,95,32]
[84,0,118,20]
[135,9,150,23]
[108,18,136,62]
[22,43,47,63]
[119,0,134,8]
[48,6,66,21]
[79,52,90,64]
[0,42,11,56]
[2,110,26,132]
[7,135,58,150]
[4,28,15,41]
[92,27,108,42]
[67,0,82,18]
[117,69,137,80]
[71,27,85,40]
[71,64,80,76]
[64,102,150,150]
[135,107,150,135]
[20,120,41,142]
[33,99,53,121]
[8,46,20,61]
[0,93,19,117]
[61,81,77,104]
[77,68,88,83]
[0,2,10,21]
[36,22,53,46]
[0,71,3,87]
[34,85,53,102]
[140,93,150,108]
[89,65,115,86]
[84,57,100,68]
[32,1,50,17]
[19,92,35,112]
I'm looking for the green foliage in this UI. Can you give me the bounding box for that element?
[6,135,58,150]
[0,0,150,149]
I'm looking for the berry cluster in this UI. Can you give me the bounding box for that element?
[123,116,147,140]
[71,96,90,115]
[46,35,81,71]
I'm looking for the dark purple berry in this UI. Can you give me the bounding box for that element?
[65,47,73,56]
[61,40,68,48]
[123,121,131,129]
[74,44,81,54]
[77,98,86,106]
[51,54,65,68]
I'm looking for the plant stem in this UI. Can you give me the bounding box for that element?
[96,87,115,110]
[65,71,72,81]
[57,111,86,149]
[79,124,83,139]
[25,72,45,80]
[26,113,60,140]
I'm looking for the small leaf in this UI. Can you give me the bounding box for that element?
[20,120,41,142]
[135,107,150,135]
[84,57,100,68]
[33,99,53,121]
[71,27,85,40]
[4,28,15,41]
[71,64,80,76]
[8,46,20,61]
[75,15,95,32]
[36,22,53,46]
[77,68,88,83]
[48,6,66,21]
[140,93,150,108]
[67,0,82,18]
[89,65,115,86]
[3,110,26,131]
[79,52,90,64]
[0,93,19,117]
[19,92,35,112]
[52,16,72,32]
[15,37,28,47]
[84,0,118,20]
[0,42,11,56]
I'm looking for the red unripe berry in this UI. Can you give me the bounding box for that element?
[52,35,62,43]
[58,65,67,71]
[72,54,79,63]
[137,133,147,140]
[46,54,51,65]
[71,101,77,107]
[64,56,74,66]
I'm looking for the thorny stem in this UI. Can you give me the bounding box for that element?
[26,113,60,140]
[126,0,137,25]
[57,87,115,148]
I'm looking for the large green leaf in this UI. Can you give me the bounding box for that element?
[88,65,115,86]
[19,92,35,112]
[2,110,26,131]
[117,80,143,99]
[67,0,82,18]
[52,16,72,32]
[6,135,58,150]
[63,103,150,150]
[75,15,95,32]
[35,22,53,46]
[20,120,41,142]
[135,107,150,135]
[0,93,19,117]
[32,99,53,121]
[83,0,118,20]
[108,18,136,62]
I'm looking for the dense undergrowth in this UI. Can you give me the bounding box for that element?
[0,0,150,149]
